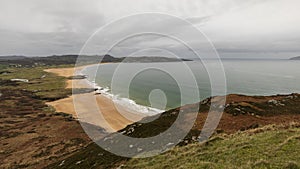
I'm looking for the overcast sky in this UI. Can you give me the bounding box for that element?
[0,0,300,58]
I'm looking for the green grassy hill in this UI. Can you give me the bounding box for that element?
[124,124,300,169]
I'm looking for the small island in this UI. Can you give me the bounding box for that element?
[290,56,300,60]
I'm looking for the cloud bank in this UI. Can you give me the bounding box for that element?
[0,0,299,58]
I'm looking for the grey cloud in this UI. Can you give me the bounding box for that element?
[0,0,300,58]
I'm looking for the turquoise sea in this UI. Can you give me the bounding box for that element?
[81,60,300,114]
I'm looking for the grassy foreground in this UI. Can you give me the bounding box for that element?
[123,124,300,169]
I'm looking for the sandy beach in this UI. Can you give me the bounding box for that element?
[44,65,147,132]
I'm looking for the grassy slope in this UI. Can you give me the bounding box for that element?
[0,64,8,70]
[124,124,300,169]
[0,66,71,100]
[0,66,91,168]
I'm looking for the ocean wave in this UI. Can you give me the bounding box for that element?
[94,83,163,115]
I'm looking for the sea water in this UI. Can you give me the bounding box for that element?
[81,60,300,114]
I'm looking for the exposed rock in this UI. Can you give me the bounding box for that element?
[10,78,29,82]
[268,99,278,104]
[76,160,83,165]
[137,148,143,152]
[166,143,174,147]
[59,160,65,166]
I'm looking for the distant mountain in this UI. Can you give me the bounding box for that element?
[0,55,192,67]
[120,56,192,63]
[0,55,121,66]
[0,55,27,60]
[32,54,122,65]
[290,56,300,60]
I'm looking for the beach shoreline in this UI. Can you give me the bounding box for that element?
[44,64,147,132]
